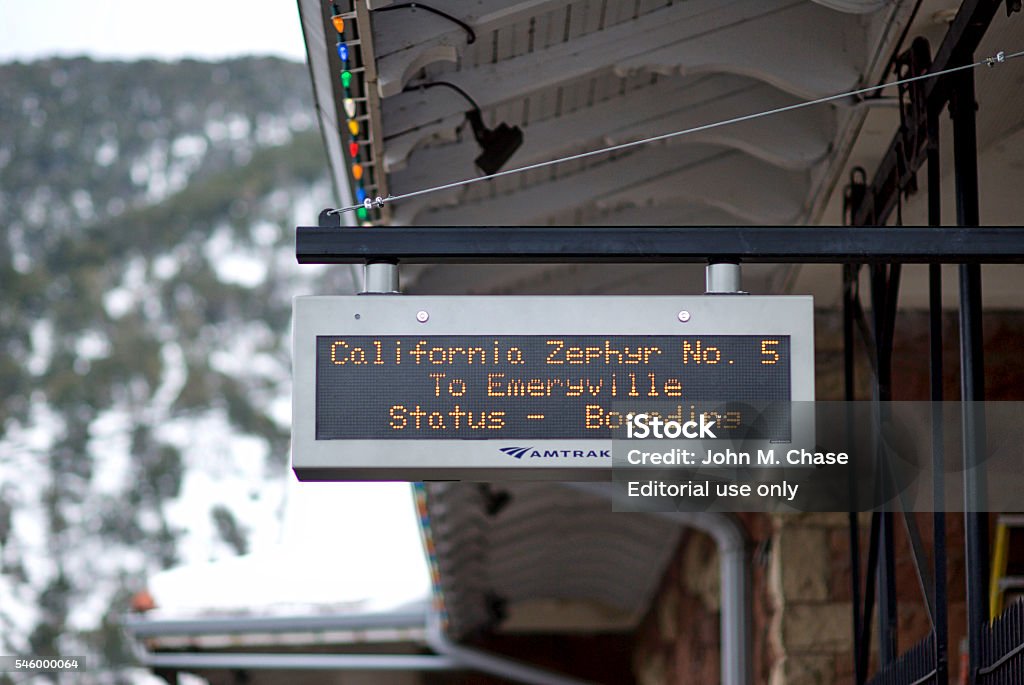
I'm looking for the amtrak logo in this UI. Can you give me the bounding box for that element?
[499,446,533,459]
[498,446,612,459]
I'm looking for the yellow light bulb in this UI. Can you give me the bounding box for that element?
[348,119,359,136]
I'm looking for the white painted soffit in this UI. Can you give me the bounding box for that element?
[299,0,916,228]
[352,0,915,228]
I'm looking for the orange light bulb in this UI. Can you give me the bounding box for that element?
[331,15,345,33]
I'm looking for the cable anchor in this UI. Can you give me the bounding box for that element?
[363,196,389,211]
[984,51,1006,67]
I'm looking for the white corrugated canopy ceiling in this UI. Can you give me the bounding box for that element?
[374,0,900,227]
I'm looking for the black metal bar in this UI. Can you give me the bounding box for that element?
[850,508,865,685]
[851,0,1004,227]
[961,261,989,682]
[869,262,901,669]
[844,266,858,404]
[879,511,899,666]
[296,226,1024,264]
[928,98,950,685]
[950,62,990,684]
[844,263,866,685]
[851,294,881,379]
[900,509,937,628]
[859,512,882,680]
[953,73,981,229]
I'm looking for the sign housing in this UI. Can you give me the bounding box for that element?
[292,296,814,481]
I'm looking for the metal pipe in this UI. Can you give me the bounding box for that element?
[140,652,458,671]
[951,61,989,683]
[927,98,950,685]
[866,258,901,670]
[879,511,898,666]
[566,483,749,685]
[425,612,596,685]
[858,513,882,680]
[843,265,866,685]
[658,510,748,685]
[362,261,400,293]
[122,609,429,638]
[705,262,742,294]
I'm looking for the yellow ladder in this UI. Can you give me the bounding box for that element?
[989,514,1024,621]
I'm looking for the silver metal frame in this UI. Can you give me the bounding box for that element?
[292,295,814,481]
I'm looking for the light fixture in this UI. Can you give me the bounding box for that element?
[403,81,523,175]
[466,109,524,176]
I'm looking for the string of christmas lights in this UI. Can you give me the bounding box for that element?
[330,1,375,224]
[413,483,450,629]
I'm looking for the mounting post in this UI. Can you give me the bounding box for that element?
[362,261,400,294]
[705,261,742,294]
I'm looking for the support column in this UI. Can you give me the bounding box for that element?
[951,63,988,684]
[927,99,949,685]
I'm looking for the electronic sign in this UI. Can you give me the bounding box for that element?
[292,296,814,480]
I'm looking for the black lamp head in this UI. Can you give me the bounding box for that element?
[466,109,523,176]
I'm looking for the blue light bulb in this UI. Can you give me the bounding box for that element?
[337,43,349,62]
[356,188,367,203]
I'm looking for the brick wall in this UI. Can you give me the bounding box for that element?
[631,309,1023,684]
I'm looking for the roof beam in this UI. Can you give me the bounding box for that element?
[586,204,753,226]
[371,0,885,62]
[381,0,867,136]
[372,0,574,59]
[386,74,834,180]
[400,145,728,224]
[410,147,807,225]
[813,0,890,12]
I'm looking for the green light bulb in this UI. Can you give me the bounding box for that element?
[357,207,368,220]
[341,71,352,88]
